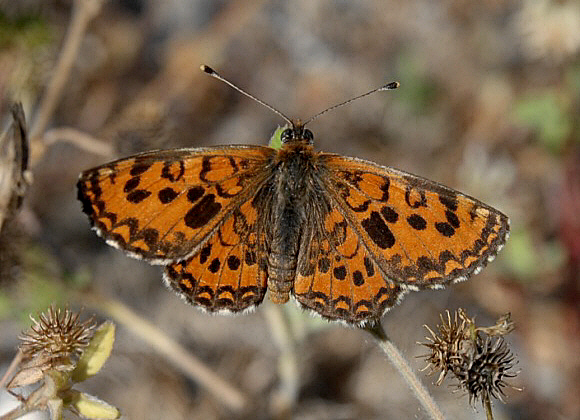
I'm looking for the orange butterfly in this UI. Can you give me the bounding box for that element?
[77,66,509,324]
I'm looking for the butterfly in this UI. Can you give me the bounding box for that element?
[77,66,510,324]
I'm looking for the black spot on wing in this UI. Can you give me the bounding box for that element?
[333,266,347,280]
[381,206,399,223]
[158,187,178,203]
[363,257,375,277]
[124,177,140,193]
[361,211,396,249]
[199,244,212,264]
[353,270,364,286]
[184,194,221,229]
[129,162,152,176]
[435,222,455,237]
[439,194,458,211]
[445,210,460,228]
[187,186,204,203]
[227,255,241,270]
[407,214,427,230]
[208,258,221,273]
[126,189,151,204]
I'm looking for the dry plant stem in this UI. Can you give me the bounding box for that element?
[29,0,104,148]
[0,103,28,232]
[0,402,29,420]
[0,349,24,390]
[484,395,494,420]
[90,295,248,413]
[365,322,446,420]
[263,303,299,419]
[44,127,113,157]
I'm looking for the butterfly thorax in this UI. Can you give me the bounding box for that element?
[267,141,319,304]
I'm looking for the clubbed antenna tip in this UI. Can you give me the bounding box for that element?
[200,64,400,128]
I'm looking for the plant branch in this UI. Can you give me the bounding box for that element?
[84,293,249,413]
[364,321,446,420]
[263,303,300,419]
[30,0,104,150]
[44,127,113,157]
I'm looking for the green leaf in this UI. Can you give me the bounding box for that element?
[503,230,537,278]
[503,229,566,280]
[395,52,438,114]
[513,93,572,153]
[46,398,63,420]
[0,13,53,49]
[0,293,11,319]
[47,398,64,420]
[269,125,288,150]
[68,390,120,419]
[71,322,115,382]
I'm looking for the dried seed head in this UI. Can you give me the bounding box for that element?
[421,309,520,409]
[454,336,518,405]
[420,310,470,385]
[476,312,515,337]
[19,306,96,370]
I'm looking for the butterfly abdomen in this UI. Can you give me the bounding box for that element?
[268,205,302,303]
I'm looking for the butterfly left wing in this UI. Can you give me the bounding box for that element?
[318,154,510,292]
[163,196,270,313]
[77,146,276,264]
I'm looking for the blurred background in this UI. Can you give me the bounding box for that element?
[0,0,578,419]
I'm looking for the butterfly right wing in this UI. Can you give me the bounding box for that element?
[294,190,404,324]
[77,146,276,264]
[294,152,509,324]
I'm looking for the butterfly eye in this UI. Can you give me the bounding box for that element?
[281,128,294,142]
[303,129,314,142]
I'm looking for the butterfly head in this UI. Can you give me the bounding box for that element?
[280,120,314,145]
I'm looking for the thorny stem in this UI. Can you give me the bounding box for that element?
[364,322,446,420]
[30,0,104,153]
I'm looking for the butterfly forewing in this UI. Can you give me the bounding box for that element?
[319,155,510,290]
[77,146,276,263]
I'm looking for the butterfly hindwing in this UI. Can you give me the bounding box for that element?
[77,146,276,263]
[294,193,403,323]
[319,154,510,290]
[163,199,269,313]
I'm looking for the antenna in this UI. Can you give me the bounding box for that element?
[302,81,400,126]
[201,65,293,125]
[201,64,399,127]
